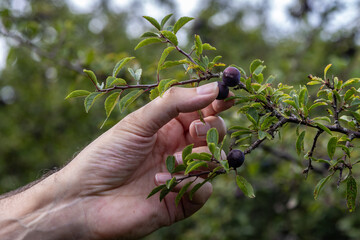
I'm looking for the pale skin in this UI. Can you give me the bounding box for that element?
[0,82,234,240]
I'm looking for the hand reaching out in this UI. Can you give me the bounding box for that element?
[0,82,234,240]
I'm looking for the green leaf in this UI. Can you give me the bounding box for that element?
[235,135,251,144]
[260,115,277,130]
[208,142,216,155]
[312,116,331,123]
[347,176,357,212]
[84,92,104,113]
[140,31,159,38]
[161,30,178,46]
[157,46,175,72]
[159,187,172,201]
[158,79,178,96]
[327,136,338,159]
[134,37,162,50]
[112,57,135,77]
[266,75,276,84]
[236,175,255,198]
[166,155,176,173]
[206,128,219,145]
[299,87,309,106]
[229,126,249,131]
[231,130,253,138]
[185,153,212,162]
[173,16,194,34]
[253,73,264,84]
[83,69,99,86]
[166,176,177,189]
[185,161,208,175]
[307,81,323,86]
[220,159,230,173]
[147,184,166,199]
[283,99,298,109]
[105,77,127,88]
[351,98,360,106]
[338,144,351,158]
[160,60,185,70]
[313,174,332,200]
[253,65,266,76]
[149,87,159,100]
[246,114,258,127]
[161,13,173,29]
[250,59,263,74]
[143,16,161,30]
[308,102,327,111]
[128,68,135,79]
[202,43,216,51]
[212,55,222,63]
[296,131,306,156]
[310,157,331,165]
[258,130,267,140]
[324,64,332,80]
[213,146,221,161]
[175,182,192,206]
[194,34,203,56]
[118,90,144,113]
[104,92,121,117]
[256,84,268,94]
[182,144,194,166]
[315,122,332,135]
[173,164,186,173]
[247,107,259,123]
[342,78,360,89]
[344,88,356,101]
[65,90,91,100]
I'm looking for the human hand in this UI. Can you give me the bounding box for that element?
[0,82,233,240]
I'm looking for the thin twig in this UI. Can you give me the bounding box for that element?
[303,129,323,178]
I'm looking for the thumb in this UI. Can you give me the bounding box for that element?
[119,82,219,136]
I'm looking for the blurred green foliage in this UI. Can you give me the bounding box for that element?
[1,0,360,239]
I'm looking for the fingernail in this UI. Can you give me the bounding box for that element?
[195,121,211,137]
[175,152,183,165]
[155,173,172,184]
[196,82,218,95]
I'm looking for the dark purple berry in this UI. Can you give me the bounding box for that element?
[222,67,241,87]
[216,81,229,100]
[227,149,245,169]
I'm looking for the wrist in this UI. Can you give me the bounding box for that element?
[0,171,91,240]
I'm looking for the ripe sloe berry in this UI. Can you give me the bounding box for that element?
[227,149,245,169]
[222,67,240,87]
[216,81,229,100]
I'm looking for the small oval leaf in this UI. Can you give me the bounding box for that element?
[119,90,144,113]
[104,92,121,117]
[65,90,91,100]
[327,136,338,159]
[347,176,357,212]
[84,92,104,113]
[134,37,162,50]
[313,174,332,200]
[236,175,255,198]
[143,16,161,30]
[166,155,176,173]
[173,16,194,34]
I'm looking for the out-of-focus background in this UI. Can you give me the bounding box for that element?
[1,0,360,239]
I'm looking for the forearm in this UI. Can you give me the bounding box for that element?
[0,171,90,240]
